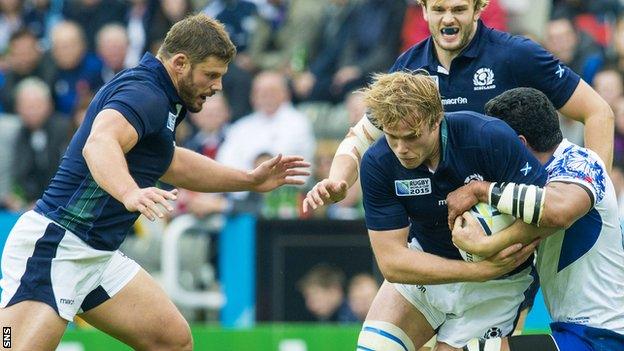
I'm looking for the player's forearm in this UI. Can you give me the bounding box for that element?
[83,136,139,203]
[583,106,614,171]
[378,248,488,285]
[486,220,555,255]
[328,154,359,187]
[161,147,255,192]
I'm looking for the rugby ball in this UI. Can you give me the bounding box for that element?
[458,202,515,262]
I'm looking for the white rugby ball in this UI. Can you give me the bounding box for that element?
[458,202,516,262]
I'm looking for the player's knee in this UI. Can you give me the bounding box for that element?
[357,320,416,351]
[142,317,192,351]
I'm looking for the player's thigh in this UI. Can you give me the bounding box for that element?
[365,281,436,349]
[0,300,67,351]
[78,268,192,351]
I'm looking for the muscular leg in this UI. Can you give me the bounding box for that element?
[0,301,67,351]
[78,269,192,351]
[359,281,436,350]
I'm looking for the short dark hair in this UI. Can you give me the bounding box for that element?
[297,264,345,291]
[484,87,562,152]
[158,14,236,65]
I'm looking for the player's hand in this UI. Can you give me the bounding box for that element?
[452,212,493,258]
[122,187,178,221]
[248,154,310,192]
[475,239,539,281]
[302,179,349,213]
[446,181,487,230]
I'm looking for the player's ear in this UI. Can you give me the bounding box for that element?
[472,2,483,22]
[422,3,429,22]
[171,53,191,74]
[518,135,528,147]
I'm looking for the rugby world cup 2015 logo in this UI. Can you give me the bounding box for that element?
[473,67,496,90]
[395,178,432,196]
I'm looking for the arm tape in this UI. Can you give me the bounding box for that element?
[488,182,547,226]
[335,112,384,169]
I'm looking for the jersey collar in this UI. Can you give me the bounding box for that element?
[138,52,184,106]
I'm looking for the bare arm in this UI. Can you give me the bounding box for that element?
[161,147,310,193]
[302,114,383,212]
[451,181,593,257]
[558,79,614,171]
[83,109,178,220]
[369,226,537,285]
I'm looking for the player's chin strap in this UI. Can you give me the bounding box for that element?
[488,182,546,226]
[357,320,416,351]
[463,338,501,351]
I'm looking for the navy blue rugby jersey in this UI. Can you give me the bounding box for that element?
[360,112,547,261]
[389,20,580,114]
[35,53,186,251]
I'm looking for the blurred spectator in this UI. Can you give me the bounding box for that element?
[125,0,157,67]
[294,0,404,103]
[45,20,103,115]
[610,165,624,222]
[96,24,129,83]
[0,0,23,54]
[347,273,379,322]
[0,28,47,113]
[177,94,232,217]
[297,264,357,322]
[221,59,254,121]
[22,0,63,42]
[612,97,624,167]
[11,78,70,206]
[217,70,315,174]
[592,67,624,108]
[544,16,604,84]
[62,0,128,51]
[203,0,258,54]
[0,112,20,211]
[148,0,193,54]
[246,0,326,73]
[345,90,366,127]
[401,0,508,52]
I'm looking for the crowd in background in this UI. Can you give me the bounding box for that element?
[2,0,624,322]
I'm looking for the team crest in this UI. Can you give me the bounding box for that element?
[395,178,432,196]
[473,67,496,90]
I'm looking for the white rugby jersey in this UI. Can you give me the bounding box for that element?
[537,139,624,333]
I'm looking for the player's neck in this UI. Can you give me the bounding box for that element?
[423,134,441,172]
[533,144,559,165]
[434,23,479,70]
[158,55,181,92]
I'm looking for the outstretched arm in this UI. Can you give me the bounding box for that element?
[161,148,310,193]
[559,80,614,171]
[450,180,593,257]
[303,113,383,212]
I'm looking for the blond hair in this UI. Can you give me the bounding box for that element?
[417,0,490,12]
[362,71,443,135]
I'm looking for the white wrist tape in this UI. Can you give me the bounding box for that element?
[488,182,546,226]
[336,112,383,169]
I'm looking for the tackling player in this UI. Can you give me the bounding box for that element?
[356,71,541,351]
[0,14,309,351]
[448,88,624,351]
